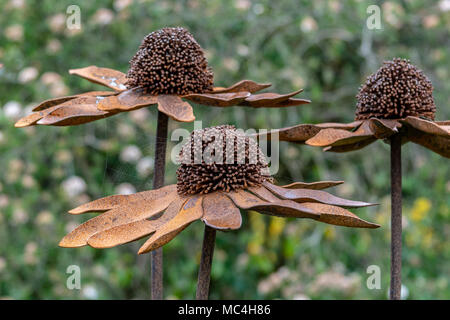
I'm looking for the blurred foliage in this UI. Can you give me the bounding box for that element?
[0,0,449,299]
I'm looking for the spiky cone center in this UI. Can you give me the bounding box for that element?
[355,58,436,120]
[125,27,214,95]
[176,125,272,195]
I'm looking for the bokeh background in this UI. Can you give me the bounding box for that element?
[0,0,449,299]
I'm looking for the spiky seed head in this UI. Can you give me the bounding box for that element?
[126,27,214,95]
[176,125,272,195]
[355,58,435,120]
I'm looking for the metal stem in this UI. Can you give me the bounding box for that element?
[196,225,217,300]
[390,134,402,300]
[151,111,169,300]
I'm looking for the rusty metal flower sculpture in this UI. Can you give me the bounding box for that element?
[15,27,310,299]
[60,125,378,299]
[15,27,309,128]
[259,58,449,300]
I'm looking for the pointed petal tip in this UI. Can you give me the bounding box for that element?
[58,238,86,248]
[14,119,31,128]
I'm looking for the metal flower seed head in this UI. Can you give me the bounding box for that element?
[176,125,271,195]
[125,27,214,95]
[355,58,436,120]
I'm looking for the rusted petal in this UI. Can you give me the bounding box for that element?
[368,118,401,139]
[157,94,195,122]
[226,189,319,219]
[97,87,157,112]
[260,98,311,108]
[211,80,271,94]
[263,182,375,208]
[69,185,177,214]
[301,203,379,228]
[407,129,450,158]
[138,195,204,254]
[258,121,362,143]
[183,92,250,107]
[280,181,344,190]
[87,196,185,248]
[35,95,117,126]
[402,116,450,137]
[69,66,127,91]
[240,89,304,107]
[248,186,282,202]
[323,137,377,153]
[32,91,115,112]
[15,105,60,127]
[306,121,375,147]
[59,190,178,248]
[202,192,242,230]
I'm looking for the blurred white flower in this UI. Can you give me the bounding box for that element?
[82,285,99,300]
[236,44,250,57]
[253,3,265,15]
[439,0,450,11]
[3,101,22,120]
[62,176,87,198]
[129,108,150,123]
[12,208,29,225]
[311,270,361,295]
[120,145,142,163]
[0,257,6,273]
[22,175,36,188]
[0,194,9,208]
[8,0,26,9]
[48,13,66,33]
[114,0,133,11]
[46,39,62,54]
[40,72,62,86]
[382,2,404,28]
[235,0,251,10]
[18,67,38,83]
[93,8,115,25]
[36,210,54,226]
[422,15,439,29]
[300,17,318,32]
[0,131,4,144]
[4,24,23,41]
[115,183,136,195]
[223,58,239,72]
[136,156,154,177]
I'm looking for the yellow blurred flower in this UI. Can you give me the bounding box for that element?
[410,197,432,222]
[269,217,285,238]
[324,226,336,240]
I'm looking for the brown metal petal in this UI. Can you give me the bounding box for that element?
[368,118,401,139]
[211,80,271,94]
[183,92,250,107]
[86,196,185,248]
[201,192,242,230]
[239,89,307,108]
[157,94,195,122]
[263,181,375,208]
[226,189,319,219]
[257,121,362,143]
[301,202,379,228]
[280,181,344,190]
[69,66,127,91]
[37,102,113,126]
[406,128,450,158]
[323,137,377,153]
[401,116,450,137]
[306,120,375,147]
[138,195,204,254]
[59,189,178,248]
[247,186,281,202]
[32,91,116,112]
[97,87,157,112]
[69,185,177,214]
[15,105,61,127]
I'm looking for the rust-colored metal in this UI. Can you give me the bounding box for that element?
[196,225,216,300]
[263,182,375,208]
[150,111,169,300]
[390,134,403,300]
[280,181,344,190]
[202,193,242,230]
[16,64,311,128]
[69,66,128,91]
[157,95,195,122]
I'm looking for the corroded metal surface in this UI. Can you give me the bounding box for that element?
[211,80,271,94]
[69,66,127,91]
[196,225,216,300]
[157,95,195,122]
[201,193,242,230]
[97,87,157,112]
[183,91,250,107]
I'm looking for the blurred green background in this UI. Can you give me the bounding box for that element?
[0,0,449,299]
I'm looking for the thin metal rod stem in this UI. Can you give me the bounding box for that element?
[151,111,169,300]
[196,225,217,300]
[390,134,402,300]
